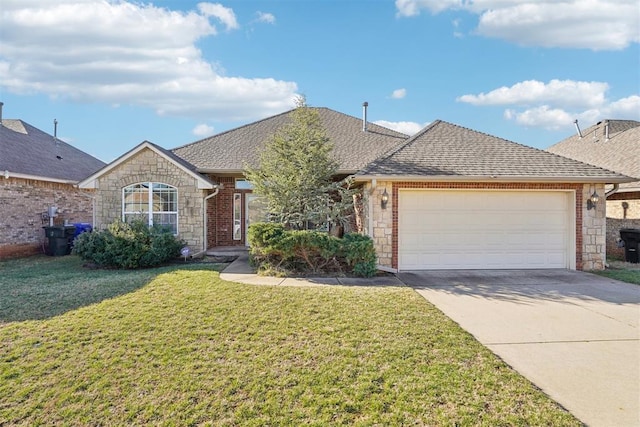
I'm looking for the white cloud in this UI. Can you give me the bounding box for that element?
[457,79,609,109]
[193,123,215,136]
[197,2,239,31]
[396,0,639,50]
[390,88,407,99]
[374,120,426,135]
[256,11,276,24]
[0,1,298,122]
[463,80,640,130]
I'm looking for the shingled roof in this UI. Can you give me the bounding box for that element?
[0,119,105,182]
[356,120,632,182]
[547,119,640,190]
[171,107,408,174]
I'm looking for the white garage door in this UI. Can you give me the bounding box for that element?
[398,190,574,270]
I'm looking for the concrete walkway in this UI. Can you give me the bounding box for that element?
[220,258,639,426]
[219,253,405,287]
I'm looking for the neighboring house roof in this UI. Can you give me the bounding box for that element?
[78,140,216,190]
[547,119,640,191]
[171,107,408,174]
[356,120,632,183]
[0,119,105,183]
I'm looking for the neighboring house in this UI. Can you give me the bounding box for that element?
[547,119,640,258]
[0,106,106,257]
[79,107,632,271]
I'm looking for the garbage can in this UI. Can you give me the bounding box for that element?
[43,225,76,256]
[619,228,640,264]
[72,223,92,246]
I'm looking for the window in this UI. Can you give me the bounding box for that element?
[233,193,242,240]
[123,183,178,233]
[235,179,254,190]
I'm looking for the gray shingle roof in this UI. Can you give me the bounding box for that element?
[0,119,105,182]
[171,107,407,174]
[547,119,640,190]
[357,120,631,182]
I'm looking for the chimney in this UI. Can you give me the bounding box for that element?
[362,101,368,132]
[573,119,582,138]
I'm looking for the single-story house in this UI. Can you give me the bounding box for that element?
[547,119,640,258]
[79,106,632,271]
[0,104,106,258]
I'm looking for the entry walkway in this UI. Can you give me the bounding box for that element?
[220,258,640,426]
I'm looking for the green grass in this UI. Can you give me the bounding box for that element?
[593,268,640,285]
[0,256,580,426]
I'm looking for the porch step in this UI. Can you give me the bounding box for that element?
[206,246,249,257]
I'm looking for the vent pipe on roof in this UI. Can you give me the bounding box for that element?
[54,119,58,138]
[573,119,582,138]
[605,120,610,141]
[0,102,3,125]
[362,101,368,132]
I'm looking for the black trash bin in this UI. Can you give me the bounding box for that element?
[619,228,640,264]
[43,225,76,256]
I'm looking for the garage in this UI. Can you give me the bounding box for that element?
[398,190,575,270]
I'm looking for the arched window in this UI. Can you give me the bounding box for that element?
[123,183,178,234]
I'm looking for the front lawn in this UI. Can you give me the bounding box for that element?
[1,256,580,425]
[593,260,640,285]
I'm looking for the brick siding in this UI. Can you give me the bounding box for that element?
[0,177,94,258]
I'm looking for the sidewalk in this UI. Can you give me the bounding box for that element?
[219,253,405,287]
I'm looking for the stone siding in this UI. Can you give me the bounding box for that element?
[366,181,606,272]
[94,148,207,252]
[0,177,94,258]
[606,217,640,260]
[606,191,640,219]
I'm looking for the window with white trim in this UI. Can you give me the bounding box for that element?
[123,183,178,234]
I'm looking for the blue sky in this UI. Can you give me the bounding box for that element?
[1,0,638,162]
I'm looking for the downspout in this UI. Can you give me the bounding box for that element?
[605,183,619,198]
[75,188,96,228]
[367,179,377,238]
[199,186,220,254]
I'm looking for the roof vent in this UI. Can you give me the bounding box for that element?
[573,119,582,138]
[54,119,58,138]
[605,120,610,141]
[362,101,368,132]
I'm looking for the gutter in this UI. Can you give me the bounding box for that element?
[353,174,635,184]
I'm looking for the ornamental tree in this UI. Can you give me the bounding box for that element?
[244,97,354,230]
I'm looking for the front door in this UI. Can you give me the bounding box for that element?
[245,194,269,246]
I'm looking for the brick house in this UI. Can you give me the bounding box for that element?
[79,107,632,271]
[547,120,640,258]
[0,109,106,258]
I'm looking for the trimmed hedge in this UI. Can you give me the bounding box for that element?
[73,220,185,269]
[248,222,377,277]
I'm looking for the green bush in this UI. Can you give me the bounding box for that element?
[73,219,185,269]
[248,222,377,277]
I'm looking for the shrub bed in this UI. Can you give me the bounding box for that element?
[73,220,185,269]
[248,223,377,277]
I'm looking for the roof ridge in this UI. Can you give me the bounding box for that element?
[358,120,440,174]
[171,108,297,152]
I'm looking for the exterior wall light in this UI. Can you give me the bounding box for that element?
[381,188,389,209]
[586,191,600,210]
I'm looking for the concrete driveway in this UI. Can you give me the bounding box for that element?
[399,269,640,427]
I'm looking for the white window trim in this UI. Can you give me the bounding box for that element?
[122,182,179,234]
